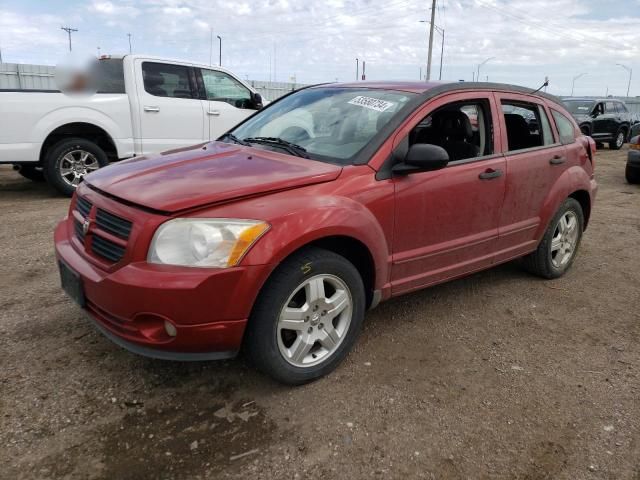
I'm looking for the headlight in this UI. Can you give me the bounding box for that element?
[148,218,270,268]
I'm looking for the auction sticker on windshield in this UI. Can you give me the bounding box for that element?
[348,96,396,112]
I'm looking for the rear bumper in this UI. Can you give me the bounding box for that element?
[54,220,272,359]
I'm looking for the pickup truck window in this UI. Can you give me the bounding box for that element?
[201,69,252,107]
[95,59,125,94]
[142,62,195,99]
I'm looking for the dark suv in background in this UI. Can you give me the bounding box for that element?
[563,98,633,150]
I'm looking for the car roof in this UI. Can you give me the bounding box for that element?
[564,97,625,103]
[313,81,565,108]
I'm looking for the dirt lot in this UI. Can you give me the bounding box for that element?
[1,149,639,480]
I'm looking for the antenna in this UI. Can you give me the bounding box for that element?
[531,76,549,94]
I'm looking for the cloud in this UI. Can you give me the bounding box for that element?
[1,0,639,95]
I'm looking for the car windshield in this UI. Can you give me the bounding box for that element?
[228,87,414,164]
[563,100,594,114]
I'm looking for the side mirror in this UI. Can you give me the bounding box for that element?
[392,143,449,175]
[252,92,263,110]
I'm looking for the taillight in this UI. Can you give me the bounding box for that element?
[629,135,640,150]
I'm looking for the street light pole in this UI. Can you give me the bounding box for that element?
[217,35,222,66]
[476,57,494,82]
[356,58,359,81]
[571,72,587,96]
[127,33,132,54]
[616,63,632,97]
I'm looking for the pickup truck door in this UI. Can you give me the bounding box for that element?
[134,60,206,154]
[198,68,260,140]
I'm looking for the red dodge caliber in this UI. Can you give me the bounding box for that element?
[55,82,597,384]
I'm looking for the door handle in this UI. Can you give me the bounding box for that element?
[143,106,160,112]
[549,155,566,165]
[207,110,221,116]
[478,168,503,180]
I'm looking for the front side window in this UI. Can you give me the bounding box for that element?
[551,110,577,144]
[409,100,493,161]
[142,62,194,99]
[502,102,548,151]
[606,101,616,113]
[230,87,414,164]
[201,69,252,107]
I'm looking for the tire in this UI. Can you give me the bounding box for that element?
[15,165,45,182]
[626,164,640,184]
[43,138,108,196]
[244,247,366,385]
[609,129,626,150]
[580,125,590,137]
[522,198,584,279]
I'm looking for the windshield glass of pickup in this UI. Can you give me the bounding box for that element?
[563,100,595,114]
[229,87,413,164]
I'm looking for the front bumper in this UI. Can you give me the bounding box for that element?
[54,220,272,359]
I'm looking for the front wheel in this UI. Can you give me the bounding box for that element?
[522,198,584,279]
[244,247,365,385]
[609,129,626,150]
[43,138,108,196]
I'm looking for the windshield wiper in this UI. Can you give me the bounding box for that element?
[219,133,251,146]
[243,136,310,158]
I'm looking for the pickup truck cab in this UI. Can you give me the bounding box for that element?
[55,82,597,385]
[0,55,263,195]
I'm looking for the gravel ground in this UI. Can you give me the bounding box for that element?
[1,149,639,479]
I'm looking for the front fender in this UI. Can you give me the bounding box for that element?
[241,194,391,291]
[536,165,593,239]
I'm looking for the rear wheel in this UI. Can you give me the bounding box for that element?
[609,129,626,150]
[626,163,640,184]
[245,247,365,385]
[43,138,108,196]
[522,198,584,279]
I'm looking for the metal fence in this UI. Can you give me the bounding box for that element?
[0,62,304,100]
[0,63,56,90]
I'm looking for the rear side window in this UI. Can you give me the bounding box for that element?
[501,102,548,151]
[95,59,125,94]
[605,101,616,113]
[551,110,576,144]
[142,62,195,99]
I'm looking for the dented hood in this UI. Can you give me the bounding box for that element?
[86,142,342,213]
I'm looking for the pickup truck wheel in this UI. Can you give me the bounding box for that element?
[44,138,108,196]
[522,198,584,279]
[609,129,626,150]
[15,165,45,182]
[245,247,365,385]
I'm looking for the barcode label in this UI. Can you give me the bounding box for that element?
[348,96,396,112]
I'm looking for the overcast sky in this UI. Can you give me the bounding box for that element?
[1,0,638,96]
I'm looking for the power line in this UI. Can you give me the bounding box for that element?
[60,26,78,52]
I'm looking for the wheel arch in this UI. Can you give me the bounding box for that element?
[39,122,118,163]
[569,189,592,230]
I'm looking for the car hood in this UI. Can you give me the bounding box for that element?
[86,142,342,213]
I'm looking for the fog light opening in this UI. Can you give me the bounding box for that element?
[164,320,177,337]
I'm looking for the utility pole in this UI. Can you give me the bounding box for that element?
[426,0,436,80]
[61,26,78,52]
[616,63,632,97]
[356,58,359,81]
[362,61,366,81]
[217,35,222,66]
[438,28,444,80]
[273,43,277,82]
[127,33,132,53]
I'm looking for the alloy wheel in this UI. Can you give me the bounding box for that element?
[616,131,625,148]
[59,150,100,187]
[550,211,579,268]
[277,274,353,368]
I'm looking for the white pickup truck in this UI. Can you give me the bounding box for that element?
[0,55,264,195]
